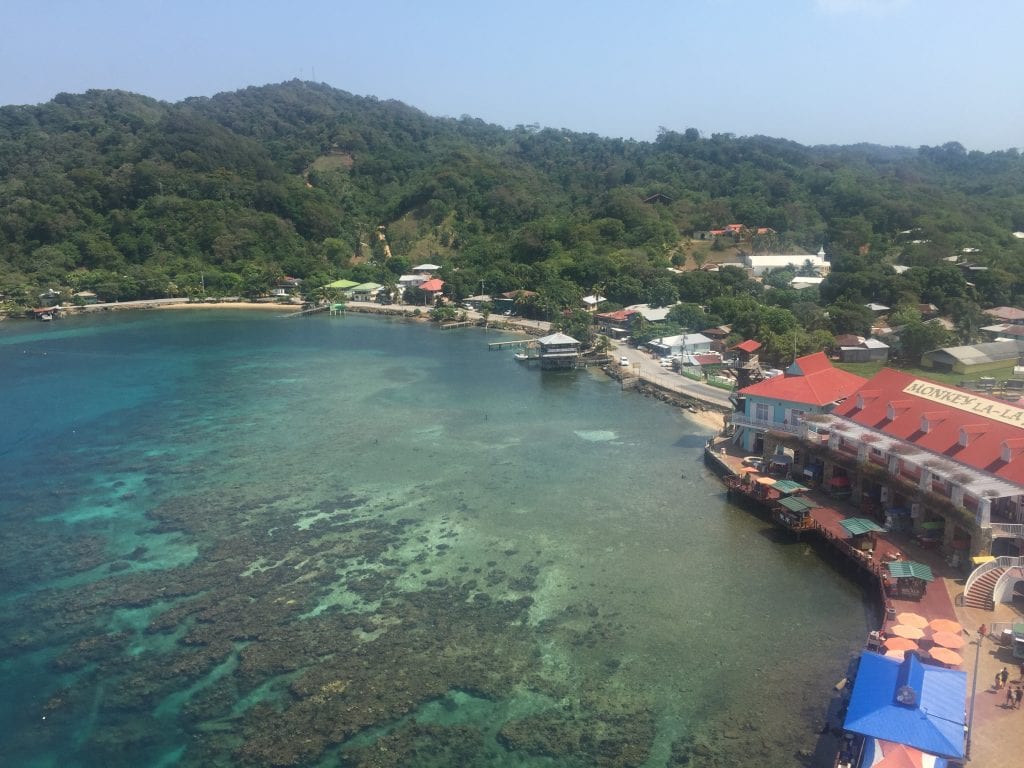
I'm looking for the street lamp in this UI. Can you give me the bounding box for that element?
[965,631,982,760]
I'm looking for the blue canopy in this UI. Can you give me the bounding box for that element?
[844,652,966,760]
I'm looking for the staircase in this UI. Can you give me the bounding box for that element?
[963,567,1005,610]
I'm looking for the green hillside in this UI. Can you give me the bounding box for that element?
[3,80,1024,361]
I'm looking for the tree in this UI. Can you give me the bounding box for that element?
[666,303,707,331]
[896,321,951,364]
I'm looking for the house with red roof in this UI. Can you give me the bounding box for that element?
[731,352,867,456]
[595,308,637,339]
[417,278,445,304]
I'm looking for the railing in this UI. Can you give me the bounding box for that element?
[729,413,802,435]
[993,565,1024,608]
[964,556,1023,602]
[990,523,1024,540]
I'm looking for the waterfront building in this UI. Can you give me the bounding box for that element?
[536,332,581,370]
[350,282,384,302]
[842,652,966,763]
[730,352,867,462]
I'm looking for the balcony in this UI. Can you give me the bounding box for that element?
[729,413,802,435]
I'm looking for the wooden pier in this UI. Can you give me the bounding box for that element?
[487,339,534,350]
[440,321,474,330]
[283,305,327,318]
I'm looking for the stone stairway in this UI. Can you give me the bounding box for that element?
[963,567,1005,611]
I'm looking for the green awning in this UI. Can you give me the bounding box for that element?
[920,521,945,531]
[840,518,886,536]
[772,480,809,494]
[777,496,815,513]
[886,561,934,582]
[325,279,359,289]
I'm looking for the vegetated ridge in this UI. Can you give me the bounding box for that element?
[2,80,1024,364]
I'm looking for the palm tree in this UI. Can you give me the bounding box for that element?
[796,259,821,277]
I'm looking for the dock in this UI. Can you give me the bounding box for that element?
[283,305,327,318]
[487,339,534,350]
[708,437,959,631]
[440,321,474,330]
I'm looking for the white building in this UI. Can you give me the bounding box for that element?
[744,247,829,276]
[647,333,713,357]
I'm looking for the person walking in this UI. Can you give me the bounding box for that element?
[1007,686,1015,708]
[1000,667,1010,689]
[1016,687,1023,710]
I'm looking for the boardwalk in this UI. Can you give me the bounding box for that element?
[711,438,959,632]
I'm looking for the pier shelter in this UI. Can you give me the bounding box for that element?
[536,332,581,370]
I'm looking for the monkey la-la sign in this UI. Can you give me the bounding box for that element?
[902,380,1024,428]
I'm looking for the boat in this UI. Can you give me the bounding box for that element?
[40,312,52,321]
[514,352,529,361]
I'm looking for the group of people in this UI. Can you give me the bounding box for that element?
[996,665,1024,709]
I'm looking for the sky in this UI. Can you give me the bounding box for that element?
[2,0,1021,151]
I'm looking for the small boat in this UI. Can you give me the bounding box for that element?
[40,312,53,321]
[686,404,699,413]
[514,352,529,361]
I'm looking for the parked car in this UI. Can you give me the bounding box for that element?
[620,356,630,366]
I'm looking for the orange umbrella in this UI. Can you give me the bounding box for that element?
[883,636,918,651]
[929,647,963,667]
[895,612,928,628]
[889,624,926,640]
[931,631,966,649]
[928,618,963,634]
[755,476,776,485]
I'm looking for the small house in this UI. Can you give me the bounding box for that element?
[418,278,445,303]
[838,338,890,363]
[350,282,384,302]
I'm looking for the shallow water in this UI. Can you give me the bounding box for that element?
[0,311,869,767]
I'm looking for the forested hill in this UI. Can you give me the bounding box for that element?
[3,80,1024,329]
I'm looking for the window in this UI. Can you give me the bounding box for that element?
[755,403,770,421]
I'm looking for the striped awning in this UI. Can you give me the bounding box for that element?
[886,560,934,582]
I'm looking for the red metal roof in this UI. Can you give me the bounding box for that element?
[732,339,762,353]
[596,309,635,322]
[739,353,867,407]
[418,279,444,292]
[984,306,1024,321]
[834,368,1024,485]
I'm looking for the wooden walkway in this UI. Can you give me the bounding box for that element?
[721,469,959,631]
[283,305,327,318]
[488,339,533,350]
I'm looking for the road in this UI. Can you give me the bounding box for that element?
[613,342,734,410]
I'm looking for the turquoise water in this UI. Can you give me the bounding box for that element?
[0,311,869,767]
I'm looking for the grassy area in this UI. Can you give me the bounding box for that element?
[833,359,1019,386]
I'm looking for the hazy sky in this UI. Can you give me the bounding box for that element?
[3,0,1021,150]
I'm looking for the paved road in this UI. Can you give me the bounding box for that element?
[613,342,734,410]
